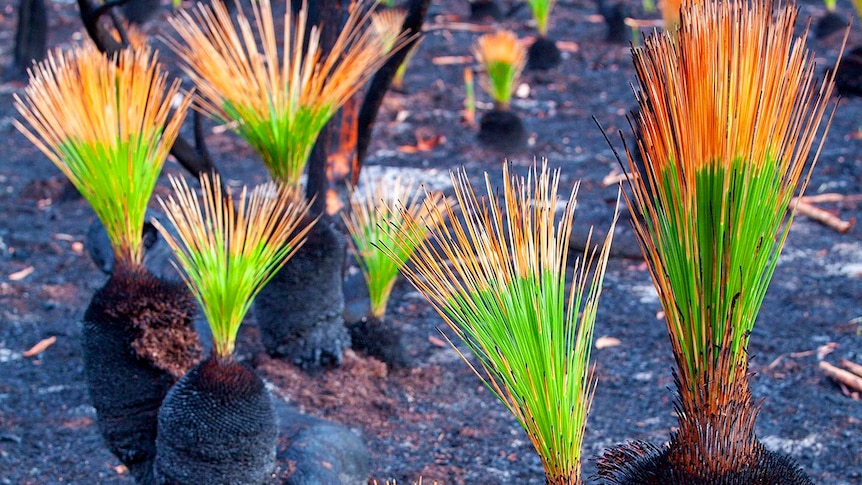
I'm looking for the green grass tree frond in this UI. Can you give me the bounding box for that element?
[625,0,841,458]
[473,30,526,110]
[14,44,191,268]
[154,174,315,359]
[382,162,617,484]
[342,177,448,320]
[168,0,408,187]
[527,0,557,37]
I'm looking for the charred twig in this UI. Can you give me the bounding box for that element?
[76,0,220,183]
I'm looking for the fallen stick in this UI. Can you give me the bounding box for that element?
[799,193,862,204]
[791,197,854,233]
[839,359,862,378]
[602,171,637,187]
[819,360,862,393]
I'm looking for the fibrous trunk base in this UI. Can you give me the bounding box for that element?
[82,267,199,485]
[154,356,277,485]
[527,36,562,71]
[596,439,813,484]
[478,109,526,152]
[348,315,411,368]
[256,216,349,370]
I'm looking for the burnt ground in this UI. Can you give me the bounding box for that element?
[0,0,860,484]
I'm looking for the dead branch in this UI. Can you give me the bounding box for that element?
[839,359,862,378]
[791,197,855,233]
[820,360,862,393]
[356,0,432,181]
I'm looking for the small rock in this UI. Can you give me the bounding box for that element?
[274,401,369,485]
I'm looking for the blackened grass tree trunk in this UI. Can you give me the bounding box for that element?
[596,1,844,482]
[13,46,198,484]
[153,175,314,484]
[341,178,448,368]
[473,30,527,152]
[167,0,417,370]
[82,264,200,485]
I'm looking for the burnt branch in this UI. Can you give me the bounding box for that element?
[355,0,431,179]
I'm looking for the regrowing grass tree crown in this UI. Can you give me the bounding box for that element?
[342,177,447,319]
[473,30,526,111]
[154,174,315,358]
[168,0,408,187]
[623,0,841,469]
[13,44,191,268]
[385,162,617,484]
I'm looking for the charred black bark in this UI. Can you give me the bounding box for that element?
[478,109,526,152]
[256,216,350,370]
[834,46,862,97]
[154,356,277,485]
[527,36,562,71]
[82,266,200,485]
[348,315,411,369]
[815,11,846,40]
[597,0,629,44]
[8,0,47,81]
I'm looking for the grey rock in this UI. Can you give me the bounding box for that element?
[274,400,369,485]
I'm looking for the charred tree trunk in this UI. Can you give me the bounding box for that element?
[82,265,201,485]
[154,356,277,485]
[255,1,349,370]
[355,0,432,177]
[8,0,47,81]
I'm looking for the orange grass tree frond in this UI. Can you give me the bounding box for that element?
[626,0,842,401]
[473,30,526,109]
[13,44,191,268]
[168,0,409,187]
[382,162,617,484]
[371,7,408,53]
[154,174,316,358]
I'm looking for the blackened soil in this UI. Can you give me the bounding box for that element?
[0,1,859,484]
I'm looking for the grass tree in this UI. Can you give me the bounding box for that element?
[525,0,561,69]
[152,173,313,483]
[384,163,617,484]
[168,0,403,188]
[473,30,528,150]
[597,0,841,482]
[14,45,189,271]
[168,0,408,370]
[342,178,447,366]
[13,44,198,484]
